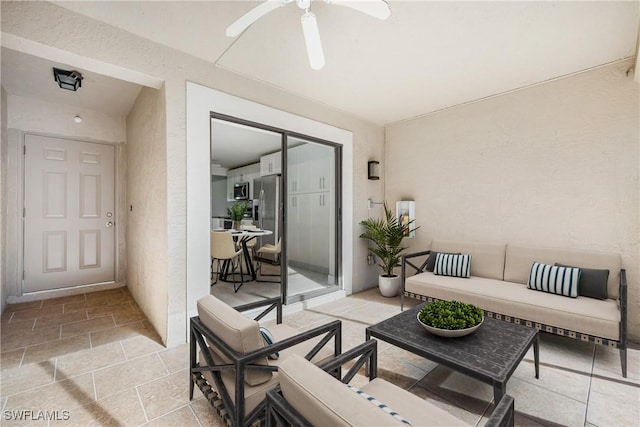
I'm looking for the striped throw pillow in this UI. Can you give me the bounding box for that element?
[434,253,471,278]
[527,262,581,298]
[346,385,412,426]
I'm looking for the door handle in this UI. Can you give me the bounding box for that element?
[106,221,114,228]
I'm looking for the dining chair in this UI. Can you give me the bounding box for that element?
[211,231,244,292]
[256,238,282,277]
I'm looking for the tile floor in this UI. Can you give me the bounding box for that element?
[1,286,638,426]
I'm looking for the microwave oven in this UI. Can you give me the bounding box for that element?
[234,182,250,200]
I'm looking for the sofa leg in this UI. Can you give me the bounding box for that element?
[620,347,627,378]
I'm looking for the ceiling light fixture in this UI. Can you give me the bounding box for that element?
[53,67,84,91]
[74,115,83,123]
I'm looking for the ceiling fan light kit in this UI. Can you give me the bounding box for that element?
[226,0,391,70]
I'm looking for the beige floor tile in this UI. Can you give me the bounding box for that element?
[121,335,166,360]
[55,342,126,381]
[113,308,147,326]
[2,318,36,335]
[63,298,108,313]
[508,376,586,426]
[281,309,332,330]
[61,316,116,339]
[408,382,485,426]
[4,372,95,412]
[93,353,168,399]
[158,344,188,373]
[339,301,406,325]
[415,365,495,404]
[137,369,190,420]
[0,412,49,427]
[592,345,639,382]
[10,306,64,322]
[535,333,595,374]
[189,398,227,427]
[33,311,88,329]
[145,404,200,426]
[51,387,146,426]
[4,301,43,313]
[86,301,136,319]
[312,297,369,315]
[22,334,91,365]
[376,346,433,390]
[41,294,86,308]
[90,321,156,347]
[84,288,128,303]
[586,376,640,426]
[106,291,134,305]
[1,361,55,397]
[0,348,25,370]
[1,325,61,352]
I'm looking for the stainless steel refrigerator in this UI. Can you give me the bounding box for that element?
[253,175,280,247]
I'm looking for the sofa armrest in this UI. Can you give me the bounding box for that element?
[485,394,515,427]
[620,269,627,347]
[401,250,431,310]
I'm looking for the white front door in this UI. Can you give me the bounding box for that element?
[23,134,116,292]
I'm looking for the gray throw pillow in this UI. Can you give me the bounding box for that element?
[426,251,461,272]
[555,263,609,300]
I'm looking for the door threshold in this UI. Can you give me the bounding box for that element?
[9,281,124,304]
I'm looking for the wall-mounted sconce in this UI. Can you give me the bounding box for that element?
[367,160,380,180]
[53,67,84,91]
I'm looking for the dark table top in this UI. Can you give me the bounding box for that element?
[366,303,538,384]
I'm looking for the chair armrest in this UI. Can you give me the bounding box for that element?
[485,394,515,427]
[318,339,378,383]
[234,296,283,324]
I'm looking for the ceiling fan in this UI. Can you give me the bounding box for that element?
[226,0,391,70]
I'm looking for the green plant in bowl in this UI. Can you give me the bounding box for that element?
[418,300,483,330]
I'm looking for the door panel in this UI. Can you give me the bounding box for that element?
[24,134,116,292]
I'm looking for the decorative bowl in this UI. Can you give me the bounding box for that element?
[416,313,484,338]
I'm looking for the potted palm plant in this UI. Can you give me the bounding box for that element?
[228,201,248,230]
[359,203,418,297]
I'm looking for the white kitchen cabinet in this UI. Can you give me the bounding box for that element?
[287,191,331,273]
[287,144,332,194]
[260,152,281,176]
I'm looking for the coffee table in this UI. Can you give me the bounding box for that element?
[366,303,539,403]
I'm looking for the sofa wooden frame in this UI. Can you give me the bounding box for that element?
[264,339,516,427]
[189,296,342,426]
[401,250,628,378]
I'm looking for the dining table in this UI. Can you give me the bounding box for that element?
[213,229,273,282]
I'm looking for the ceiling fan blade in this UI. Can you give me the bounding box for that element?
[326,0,391,20]
[300,11,325,70]
[226,0,288,37]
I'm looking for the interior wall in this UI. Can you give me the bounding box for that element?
[125,86,168,343]
[2,94,127,304]
[1,1,384,346]
[1,86,8,312]
[385,60,640,341]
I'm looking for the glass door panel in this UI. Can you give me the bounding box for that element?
[285,136,338,302]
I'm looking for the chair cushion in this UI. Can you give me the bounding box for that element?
[197,295,272,386]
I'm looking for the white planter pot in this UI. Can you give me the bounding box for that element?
[378,274,401,297]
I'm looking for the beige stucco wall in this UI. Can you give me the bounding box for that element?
[1,1,384,344]
[125,86,168,343]
[385,60,640,341]
[1,86,7,312]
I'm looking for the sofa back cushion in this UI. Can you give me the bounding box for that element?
[197,295,272,386]
[504,245,621,299]
[279,354,405,426]
[431,239,506,280]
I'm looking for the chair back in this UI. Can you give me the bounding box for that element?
[211,231,239,260]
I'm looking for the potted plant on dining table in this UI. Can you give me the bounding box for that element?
[228,201,248,231]
[359,203,419,297]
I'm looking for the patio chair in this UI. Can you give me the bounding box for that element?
[265,340,516,427]
[189,295,342,427]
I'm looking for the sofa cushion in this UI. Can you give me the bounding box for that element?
[405,272,620,340]
[556,263,609,300]
[197,295,271,386]
[431,239,506,280]
[527,262,580,298]
[434,253,471,278]
[504,245,621,299]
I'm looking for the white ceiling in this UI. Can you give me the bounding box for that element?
[52,0,639,126]
[211,118,282,169]
[0,47,142,117]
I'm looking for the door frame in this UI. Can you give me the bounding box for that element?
[18,131,124,298]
